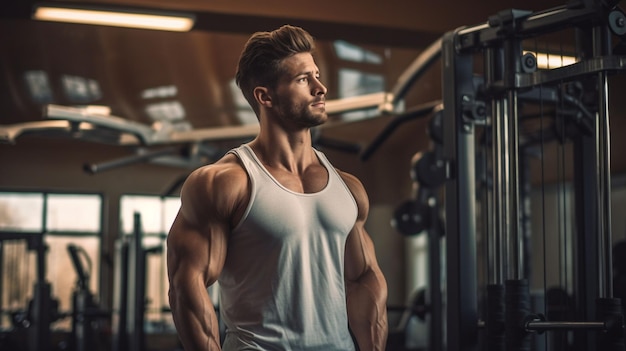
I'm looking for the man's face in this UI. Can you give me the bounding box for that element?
[270,52,328,129]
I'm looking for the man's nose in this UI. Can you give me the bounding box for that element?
[312,78,327,96]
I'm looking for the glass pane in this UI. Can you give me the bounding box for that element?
[145,238,175,332]
[338,69,384,97]
[334,40,383,64]
[61,74,102,103]
[45,235,100,331]
[229,78,257,125]
[163,197,181,234]
[0,240,36,330]
[145,100,187,122]
[46,194,102,232]
[120,195,162,234]
[338,69,384,121]
[0,192,44,232]
[24,70,53,104]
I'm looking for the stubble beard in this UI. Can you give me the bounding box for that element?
[277,99,327,129]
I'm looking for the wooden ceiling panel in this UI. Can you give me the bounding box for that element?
[1,0,623,160]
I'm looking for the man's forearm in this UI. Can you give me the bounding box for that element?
[346,268,388,351]
[170,287,221,350]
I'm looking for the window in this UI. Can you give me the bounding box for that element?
[145,101,187,122]
[0,192,102,331]
[61,74,102,103]
[24,70,54,104]
[46,235,100,330]
[338,69,385,121]
[334,40,383,64]
[46,194,101,233]
[0,192,44,232]
[333,40,386,121]
[229,78,258,125]
[120,195,179,235]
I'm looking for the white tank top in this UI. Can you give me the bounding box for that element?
[219,144,358,351]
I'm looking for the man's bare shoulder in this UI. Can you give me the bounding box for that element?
[336,169,366,195]
[181,153,248,201]
[336,168,369,217]
[187,153,246,183]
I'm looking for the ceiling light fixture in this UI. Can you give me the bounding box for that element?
[32,5,195,32]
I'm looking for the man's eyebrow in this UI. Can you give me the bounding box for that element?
[293,70,319,78]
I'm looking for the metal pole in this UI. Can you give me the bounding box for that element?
[428,198,443,351]
[501,97,512,280]
[503,36,523,281]
[492,101,504,284]
[526,320,606,331]
[487,46,506,285]
[593,23,613,298]
[485,46,507,351]
[442,29,479,351]
[509,89,522,280]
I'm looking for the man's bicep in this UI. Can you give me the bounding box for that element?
[344,226,371,282]
[167,216,209,285]
[167,213,228,286]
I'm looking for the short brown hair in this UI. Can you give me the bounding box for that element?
[235,25,316,116]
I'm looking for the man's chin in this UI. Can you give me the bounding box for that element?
[305,113,327,127]
[316,111,328,123]
[311,117,327,127]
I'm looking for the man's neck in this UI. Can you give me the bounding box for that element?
[249,129,316,174]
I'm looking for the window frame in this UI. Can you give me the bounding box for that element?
[0,189,104,331]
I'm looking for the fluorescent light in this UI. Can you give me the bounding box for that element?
[523,51,577,69]
[33,6,194,32]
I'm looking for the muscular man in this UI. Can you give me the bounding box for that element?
[167,25,388,350]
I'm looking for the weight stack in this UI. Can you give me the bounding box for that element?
[505,279,531,351]
[596,297,625,351]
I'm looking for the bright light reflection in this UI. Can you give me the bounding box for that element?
[524,51,577,69]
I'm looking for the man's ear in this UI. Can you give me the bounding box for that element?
[253,87,273,108]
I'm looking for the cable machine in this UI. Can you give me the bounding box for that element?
[441,1,626,350]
